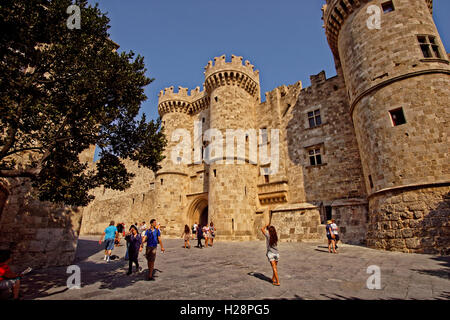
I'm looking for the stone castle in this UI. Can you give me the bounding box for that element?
[1,0,449,269]
[80,0,449,253]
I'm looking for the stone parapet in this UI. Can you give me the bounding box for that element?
[204,54,260,99]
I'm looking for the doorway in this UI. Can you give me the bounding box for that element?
[199,206,208,227]
[187,195,208,229]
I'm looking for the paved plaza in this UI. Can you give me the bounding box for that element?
[17,236,450,300]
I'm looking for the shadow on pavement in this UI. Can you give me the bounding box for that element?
[20,239,150,299]
[248,272,272,283]
[412,256,450,280]
[73,238,104,263]
[263,294,305,300]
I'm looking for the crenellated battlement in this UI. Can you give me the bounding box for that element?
[204,54,260,98]
[322,0,433,58]
[158,86,209,116]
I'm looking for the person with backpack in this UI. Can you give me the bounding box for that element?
[261,224,280,286]
[141,219,165,281]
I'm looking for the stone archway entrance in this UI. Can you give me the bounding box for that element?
[187,195,208,229]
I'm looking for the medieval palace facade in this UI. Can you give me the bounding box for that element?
[2,0,448,270]
[79,0,449,255]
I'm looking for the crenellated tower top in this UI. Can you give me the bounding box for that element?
[157,86,209,116]
[322,0,433,58]
[204,54,260,99]
[158,54,261,117]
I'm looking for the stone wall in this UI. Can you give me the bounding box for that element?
[328,200,368,245]
[79,158,156,235]
[0,147,95,269]
[366,185,450,254]
[284,72,367,203]
[269,204,327,243]
[0,178,83,270]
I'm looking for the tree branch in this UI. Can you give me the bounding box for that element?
[0,168,39,178]
[5,147,45,157]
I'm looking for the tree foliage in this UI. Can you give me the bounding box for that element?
[0,0,167,206]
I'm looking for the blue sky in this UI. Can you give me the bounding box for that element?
[90,0,449,123]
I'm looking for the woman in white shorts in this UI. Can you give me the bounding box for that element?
[261,224,280,286]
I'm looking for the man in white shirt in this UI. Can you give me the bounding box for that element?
[331,219,340,249]
[192,222,198,240]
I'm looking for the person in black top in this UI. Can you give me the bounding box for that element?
[196,225,204,248]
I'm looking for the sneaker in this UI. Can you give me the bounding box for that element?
[103,255,107,261]
[126,271,132,276]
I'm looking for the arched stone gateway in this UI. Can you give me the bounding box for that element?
[187,194,208,229]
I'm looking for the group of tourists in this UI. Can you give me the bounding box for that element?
[185,222,216,249]
[97,217,340,287]
[99,219,164,280]
[0,216,342,300]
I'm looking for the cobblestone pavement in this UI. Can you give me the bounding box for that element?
[17,236,450,300]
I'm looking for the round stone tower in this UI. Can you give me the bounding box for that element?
[204,54,261,240]
[323,0,450,253]
[155,87,192,236]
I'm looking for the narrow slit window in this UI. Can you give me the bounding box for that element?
[264,175,269,183]
[382,1,395,13]
[368,175,374,189]
[389,108,406,126]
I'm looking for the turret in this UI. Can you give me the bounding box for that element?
[154,87,197,236]
[204,54,261,240]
